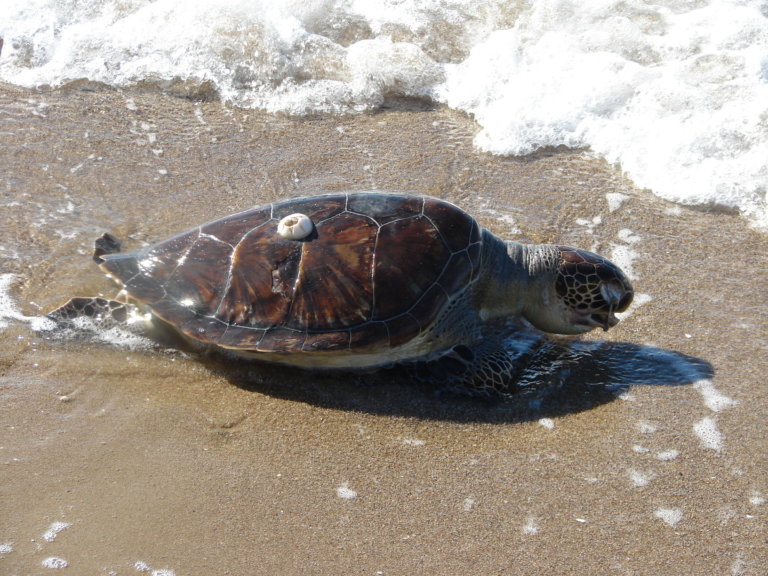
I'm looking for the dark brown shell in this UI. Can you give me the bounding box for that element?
[99,193,483,353]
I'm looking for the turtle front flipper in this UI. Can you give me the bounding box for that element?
[46,297,138,331]
[412,335,524,400]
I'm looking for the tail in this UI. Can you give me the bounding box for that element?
[93,233,121,263]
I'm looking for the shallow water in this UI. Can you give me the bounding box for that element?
[3,0,767,225]
[0,83,766,575]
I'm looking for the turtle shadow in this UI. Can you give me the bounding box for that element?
[211,332,714,423]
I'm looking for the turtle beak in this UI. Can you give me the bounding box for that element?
[594,281,627,331]
[573,309,619,332]
[572,282,628,332]
[594,308,620,331]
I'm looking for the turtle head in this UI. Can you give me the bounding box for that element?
[522,245,634,335]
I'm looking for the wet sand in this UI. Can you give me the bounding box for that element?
[0,82,766,575]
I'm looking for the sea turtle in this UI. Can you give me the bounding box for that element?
[48,192,633,397]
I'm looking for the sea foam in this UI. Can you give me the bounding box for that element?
[0,274,56,331]
[1,0,766,227]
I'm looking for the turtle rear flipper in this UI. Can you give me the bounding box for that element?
[46,297,137,331]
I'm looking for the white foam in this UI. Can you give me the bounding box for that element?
[694,417,723,451]
[693,380,738,413]
[616,229,641,244]
[134,562,176,576]
[0,542,12,554]
[522,517,539,535]
[336,482,357,500]
[42,521,71,542]
[401,438,426,446]
[474,205,521,235]
[0,273,55,331]
[575,216,602,235]
[538,418,555,430]
[615,292,652,324]
[41,557,68,569]
[493,213,521,236]
[656,449,680,462]
[629,469,653,488]
[654,508,683,527]
[1,0,766,227]
[440,1,768,229]
[609,244,639,281]
[730,556,747,576]
[636,420,657,434]
[606,193,630,213]
[61,315,154,351]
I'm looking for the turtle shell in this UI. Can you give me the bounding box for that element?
[99,193,483,354]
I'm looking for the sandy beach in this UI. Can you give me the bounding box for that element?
[1,82,766,575]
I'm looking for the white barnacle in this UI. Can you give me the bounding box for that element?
[277,213,313,240]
